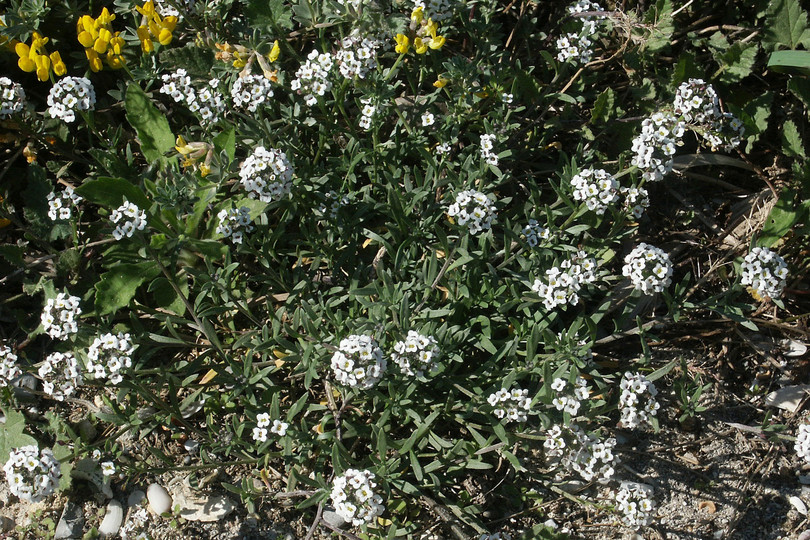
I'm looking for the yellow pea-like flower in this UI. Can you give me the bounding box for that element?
[414,37,427,54]
[411,7,423,23]
[158,27,173,45]
[433,77,449,88]
[429,35,445,49]
[395,33,410,54]
[51,51,66,76]
[17,55,36,73]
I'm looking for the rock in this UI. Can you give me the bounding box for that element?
[765,385,810,413]
[183,439,200,454]
[0,516,14,532]
[790,495,808,516]
[12,374,38,401]
[147,483,172,515]
[176,493,235,522]
[98,500,123,538]
[127,490,146,507]
[55,501,84,539]
[781,339,808,357]
[76,420,97,442]
[71,459,113,499]
[798,531,810,540]
[322,508,347,529]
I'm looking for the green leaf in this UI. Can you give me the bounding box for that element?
[159,44,215,77]
[125,83,175,167]
[94,263,161,316]
[245,0,293,31]
[715,42,758,84]
[643,0,674,52]
[768,50,810,75]
[0,245,25,267]
[75,176,151,211]
[760,189,808,246]
[763,0,810,51]
[782,119,807,158]
[591,88,615,123]
[0,408,37,464]
[213,127,236,165]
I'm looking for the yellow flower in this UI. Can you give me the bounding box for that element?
[85,48,103,72]
[429,35,445,49]
[395,33,410,54]
[414,37,427,54]
[51,52,66,75]
[411,7,424,24]
[136,3,176,53]
[433,76,449,88]
[268,40,280,62]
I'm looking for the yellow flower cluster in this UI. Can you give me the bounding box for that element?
[214,40,280,79]
[15,32,66,82]
[76,8,125,71]
[135,2,177,53]
[395,7,446,54]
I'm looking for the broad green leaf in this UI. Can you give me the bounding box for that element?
[768,50,810,75]
[760,189,808,246]
[94,263,161,316]
[715,42,758,84]
[782,119,807,157]
[763,0,810,51]
[0,408,37,464]
[75,176,151,210]
[245,0,293,31]
[125,83,175,167]
[0,245,24,267]
[159,44,214,77]
[643,0,674,52]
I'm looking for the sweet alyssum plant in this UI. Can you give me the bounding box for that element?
[0,0,804,537]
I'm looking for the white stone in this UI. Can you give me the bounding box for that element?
[791,495,808,516]
[98,500,123,537]
[147,484,172,515]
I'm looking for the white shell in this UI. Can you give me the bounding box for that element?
[98,500,123,537]
[147,483,173,515]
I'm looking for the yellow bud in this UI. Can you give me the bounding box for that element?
[93,37,109,54]
[426,19,438,37]
[158,27,172,45]
[98,28,112,43]
[81,16,95,35]
[268,39,280,62]
[411,6,423,23]
[106,51,124,69]
[162,16,178,32]
[51,52,67,76]
[86,48,102,72]
[433,76,449,88]
[199,164,210,177]
[78,30,95,48]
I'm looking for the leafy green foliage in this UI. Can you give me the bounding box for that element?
[0,408,37,464]
[125,83,176,167]
[762,0,810,51]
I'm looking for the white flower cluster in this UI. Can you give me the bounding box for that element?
[447,189,496,235]
[551,376,589,416]
[111,200,147,240]
[556,32,593,64]
[618,372,660,429]
[336,33,379,80]
[673,78,719,124]
[330,335,386,389]
[544,424,618,482]
[252,412,289,442]
[620,186,650,219]
[86,332,135,384]
[239,146,294,203]
[154,0,194,18]
[291,50,334,106]
[231,74,274,113]
[480,134,499,166]
[0,77,26,117]
[556,1,604,63]
[47,76,96,123]
[38,352,83,401]
[216,206,254,244]
[336,0,362,10]
[570,168,619,215]
[414,0,456,21]
[521,219,551,247]
[330,469,384,527]
[0,345,21,387]
[740,246,789,300]
[3,446,61,503]
[531,251,598,310]
[622,243,673,294]
[486,386,532,423]
[317,190,351,219]
[41,292,82,340]
[630,111,685,182]
[160,70,224,124]
[391,331,440,377]
[435,142,451,155]
[359,98,376,130]
[795,424,810,464]
[47,186,82,221]
[674,79,744,150]
[615,481,655,529]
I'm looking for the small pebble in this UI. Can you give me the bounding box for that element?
[127,490,146,507]
[147,483,172,515]
[790,495,808,516]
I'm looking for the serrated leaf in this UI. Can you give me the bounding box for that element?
[159,44,214,77]
[716,42,758,84]
[643,0,674,52]
[94,263,161,316]
[0,245,24,267]
[125,83,175,167]
[0,408,38,464]
[591,88,615,123]
[245,0,294,31]
[782,119,806,157]
[763,0,810,51]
